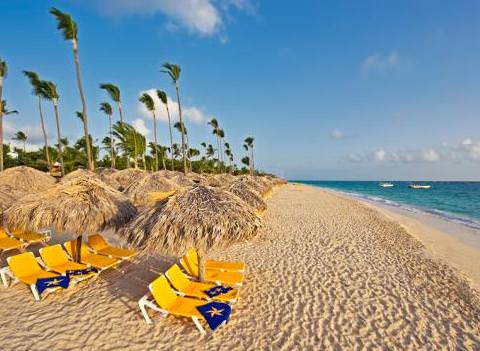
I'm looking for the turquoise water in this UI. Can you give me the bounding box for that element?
[294,181,480,231]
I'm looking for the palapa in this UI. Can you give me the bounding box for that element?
[123,172,178,206]
[123,185,263,281]
[225,181,267,216]
[0,166,56,194]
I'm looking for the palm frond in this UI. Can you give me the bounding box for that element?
[139,93,155,112]
[22,71,43,96]
[39,80,59,100]
[50,7,78,40]
[156,89,168,105]
[99,83,120,102]
[99,102,113,116]
[161,62,181,83]
[0,59,7,78]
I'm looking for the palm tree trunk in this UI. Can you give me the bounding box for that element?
[117,101,124,123]
[165,104,174,171]
[38,96,51,168]
[175,84,188,175]
[185,134,192,172]
[251,147,255,176]
[71,39,93,171]
[0,77,4,172]
[133,132,138,169]
[216,136,221,173]
[52,100,65,176]
[109,114,115,168]
[0,115,3,172]
[152,112,159,171]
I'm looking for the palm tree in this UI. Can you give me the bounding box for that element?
[100,102,115,168]
[162,62,188,174]
[173,121,192,171]
[139,93,159,171]
[40,80,65,175]
[100,83,123,122]
[244,136,255,175]
[50,7,93,171]
[0,100,18,170]
[112,121,144,169]
[157,89,174,171]
[241,156,250,170]
[23,71,51,167]
[217,128,225,170]
[0,59,7,171]
[12,131,28,154]
[208,118,222,170]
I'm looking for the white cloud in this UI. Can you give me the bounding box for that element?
[132,118,151,136]
[137,89,206,124]
[346,139,480,165]
[362,52,399,73]
[330,129,344,139]
[88,0,253,37]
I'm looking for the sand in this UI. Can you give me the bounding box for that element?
[0,183,479,350]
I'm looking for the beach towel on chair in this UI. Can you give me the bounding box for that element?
[203,285,233,298]
[36,275,70,295]
[66,267,99,277]
[196,301,232,331]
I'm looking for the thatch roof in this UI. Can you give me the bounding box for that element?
[0,166,56,194]
[4,176,137,236]
[108,168,149,191]
[123,185,263,254]
[123,172,178,206]
[204,175,222,187]
[170,174,195,187]
[61,169,100,183]
[213,173,235,186]
[240,176,272,197]
[0,185,18,220]
[186,172,207,184]
[156,170,183,179]
[225,181,267,213]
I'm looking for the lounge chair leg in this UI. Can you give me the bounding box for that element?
[30,285,40,301]
[0,267,10,288]
[192,317,207,336]
[138,297,152,324]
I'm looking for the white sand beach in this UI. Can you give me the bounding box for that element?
[0,183,479,350]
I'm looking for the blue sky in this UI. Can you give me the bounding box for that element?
[1,0,480,180]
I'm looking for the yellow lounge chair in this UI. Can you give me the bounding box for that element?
[7,252,62,301]
[0,228,25,253]
[39,244,97,281]
[180,255,244,287]
[166,264,239,304]
[138,275,211,335]
[87,234,136,260]
[9,228,51,245]
[64,240,120,271]
[186,248,245,272]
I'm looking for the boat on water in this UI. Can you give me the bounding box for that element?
[409,184,431,189]
[379,182,394,188]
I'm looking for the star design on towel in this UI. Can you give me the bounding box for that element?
[206,307,224,317]
[214,287,224,294]
[45,278,62,286]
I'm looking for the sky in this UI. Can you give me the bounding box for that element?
[1,0,480,180]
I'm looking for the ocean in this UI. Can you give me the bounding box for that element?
[294,181,480,231]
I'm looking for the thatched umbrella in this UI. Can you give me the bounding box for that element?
[123,185,263,281]
[0,185,18,221]
[4,176,137,261]
[108,168,148,191]
[225,181,267,216]
[241,176,272,198]
[0,166,56,194]
[123,172,178,207]
[98,168,121,190]
[61,169,100,183]
[186,172,207,184]
[169,174,195,187]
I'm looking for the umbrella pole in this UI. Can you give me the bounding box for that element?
[74,235,82,263]
[197,248,206,283]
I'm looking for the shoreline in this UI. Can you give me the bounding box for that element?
[306,184,480,290]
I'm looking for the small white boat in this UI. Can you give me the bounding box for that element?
[409,184,431,189]
[379,182,394,188]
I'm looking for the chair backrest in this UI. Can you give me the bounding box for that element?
[8,252,42,278]
[0,228,8,239]
[149,276,178,309]
[64,240,92,259]
[40,245,70,267]
[184,251,199,277]
[166,264,192,291]
[180,256,198,277]
[88,234,108,251]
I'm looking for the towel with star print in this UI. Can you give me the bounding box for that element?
[203,285,233,298]
[196,301,232,331]
[66,267,99,277]
[36,275,70,295]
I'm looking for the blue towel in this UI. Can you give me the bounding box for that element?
[36,275,70,295]
[66,267,99,277]
[203,285,233,298]
[196,301,232,331]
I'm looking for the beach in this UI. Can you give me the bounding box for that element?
[0,183,479,350]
